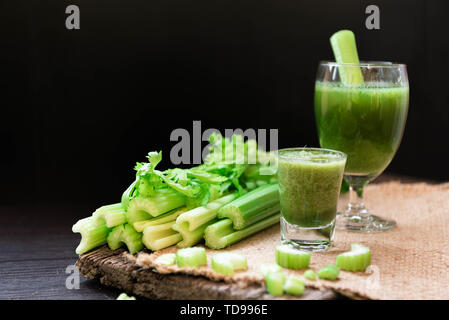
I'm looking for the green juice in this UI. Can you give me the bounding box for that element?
[314,82,409,176]
[278,149,346,228]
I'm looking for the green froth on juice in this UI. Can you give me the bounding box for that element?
[277,149,346,228]
[314,82,409,176]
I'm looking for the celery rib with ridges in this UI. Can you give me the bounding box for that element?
[133,207,187,232]
[217,184,280,230]
[107,223,143,254]
[72,217,110,254]
[92,203,127,228]
[142,220,182,251]
[204,213,280,249]
[127,188,186,223]
[172,194,238,248]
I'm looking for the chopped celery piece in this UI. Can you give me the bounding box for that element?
[154,253,177,266]
[275,244,311,270]
[217,184,280,230]
[336,243,371,271]
[176,193,237,232]
[172,219,217,248]
[260,264,283,277]
[127,188,186,223]
[72,217,110,254]
[92,203,127,228]
[116,293,136,300]
[304,269,316,281]
[329,30,364,85]
[176,247,207,268]
[107,224,143,254]
[204,213,280,249]
[318,265,340,280]
[265,271,286,297]
[211,253,247,276]
[142,221,182,251]
[283,276,305,296]
[133,207,187,232]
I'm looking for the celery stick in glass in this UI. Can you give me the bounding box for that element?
[217,184,280,230]
[329,30,364,85]
[204,213,280,250]
[133,207,187,232]
[154,253,177,266]
[72,217,110,254]
[283,276,305,296]
[92,203,127,228]
[211,252,247,276]
[176,247,207,268]
[127,188,186,223]
[336,243,371,271]
[317,265,340,280]
[275,244,311,270]
[265,271,286,297]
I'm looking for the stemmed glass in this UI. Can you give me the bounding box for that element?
[314,61,409,232]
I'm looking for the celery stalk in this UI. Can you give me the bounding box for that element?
[127,188,186,223]
[133,207,187,232]
[217,184,279,230]
[204,213,280,249]
[142,221,182,251]
[172,219,217,248]
[176,193,237,231]
[92,203,127,228]
[121,180,137,211]
[72,217,110,254]
[107,224,143,254]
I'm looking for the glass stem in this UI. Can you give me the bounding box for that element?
[345,178,369,219]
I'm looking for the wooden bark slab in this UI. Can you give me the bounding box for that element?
[77,246,338,300]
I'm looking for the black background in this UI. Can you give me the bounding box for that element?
[1,0,448,207]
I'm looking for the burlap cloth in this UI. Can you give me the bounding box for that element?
[136,182,449,300]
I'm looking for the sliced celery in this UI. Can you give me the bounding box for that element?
[260,264,282,277]
[336,243,371,271]
[265,271,286,297]
[217,184,280,230]
[133,207,187,232]
[283,276,305,296]
[304,269,316,281]
[176,193,237,232]
[204,213,280,250]
[317,265,340,280]
[116,293,136,300]
[211,253,247,276]
[72,217,110,255]
[176,247,207,268]
[92,203,127,228]
[127,188,186,223]
[154,253,177,266]
[275,244,311,270]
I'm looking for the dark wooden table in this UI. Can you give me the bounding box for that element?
[0,174,431,300]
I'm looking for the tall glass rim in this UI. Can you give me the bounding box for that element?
[276,147,347,162]
[319,60,406,69]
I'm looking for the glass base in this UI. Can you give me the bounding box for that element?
[280,217,335,252]
[337,212,396,233]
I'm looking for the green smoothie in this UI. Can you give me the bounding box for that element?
[277,148,346,228]
[314,82,409,176]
